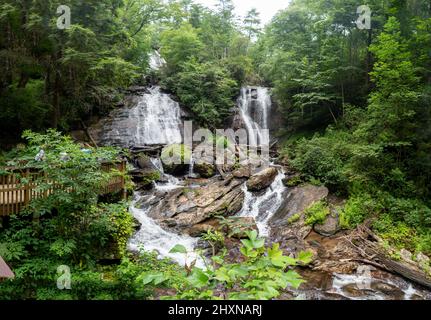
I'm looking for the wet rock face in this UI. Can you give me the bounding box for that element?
[270,184,329,227]
[188,217,258,239]
[194,163,216,178]
[269,184,329,242]
[145,177,245,232]
[130,153,160,189]
[246,167,278,192]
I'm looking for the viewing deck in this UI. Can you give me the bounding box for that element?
[0,160,127,216]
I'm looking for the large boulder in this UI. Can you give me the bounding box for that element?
[187,217,258,239]
[194,163,216,178]
[193,149,216,178]
[246,167,278,192]
[161,144,192,176]
[314,208,341,237]
[135,153,155,170]
[269,184,329,240]
[130,153,161,189]
[145,177,245,232]
[232,166,252,179]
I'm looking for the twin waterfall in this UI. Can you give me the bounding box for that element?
[111,82,426,300]
[127,86,284,265]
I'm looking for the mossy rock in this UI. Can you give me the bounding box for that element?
[282,173,303,188]
[161,144,192,176]
[195,162,216,178]
[134,170,161,189]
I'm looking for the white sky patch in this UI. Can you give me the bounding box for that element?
[194,0,291,25]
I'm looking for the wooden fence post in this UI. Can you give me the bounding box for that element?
[24,168,30,208]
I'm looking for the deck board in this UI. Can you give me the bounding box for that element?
[0,161,126,216]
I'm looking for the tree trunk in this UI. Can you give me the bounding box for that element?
[18,73,29,88]
[51,49,63,128]
[52,73,60,128]
[365,28,373,89]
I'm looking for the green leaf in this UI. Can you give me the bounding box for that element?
[140,272,168,286]
[169,244,188,254]
[297,250,314,265]
[267,243,297,267]
[283,270,305,289]
[188,268,209,288]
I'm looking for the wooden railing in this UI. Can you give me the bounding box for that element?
[0,160,127,217]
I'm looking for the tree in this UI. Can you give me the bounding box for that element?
[243,8,261,40]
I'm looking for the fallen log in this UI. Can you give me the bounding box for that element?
[348,225,431,289]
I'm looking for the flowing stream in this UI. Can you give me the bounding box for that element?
[118,84,429,300]
[238,168,286,237]
[128,193,201,267]
[236,86,284,237]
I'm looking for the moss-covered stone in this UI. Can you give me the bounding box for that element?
[194,163,216,178]
[135,170,161,189]
[161,144,192,176]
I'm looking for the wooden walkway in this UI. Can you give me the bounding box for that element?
[0,161,127,217]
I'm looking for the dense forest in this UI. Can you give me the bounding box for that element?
[0,0,431,301]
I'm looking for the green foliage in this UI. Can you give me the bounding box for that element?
[290,129,354,191]
[304,201,330,226]
[164,60,238,128]
[0,0,147,135]
[287,213,301,225]
[146,231,308,300]
[0,131,139,300]
[339,194,381,229]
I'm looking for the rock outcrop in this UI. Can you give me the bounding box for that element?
[161,144,192,176]
[269,184,329,240]
[143,177,246,232]
[246,167,278,192]
[314,208,341,237]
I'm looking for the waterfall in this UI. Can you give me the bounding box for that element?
[237,87,272,147]
[133,86,182,145]
[188,154,197,179]
[128,193,202,267]
[238,168,286,237]
[148,50,166,71]
[236,86,284,236]
[102,86,182,147]
[150,157,182,191]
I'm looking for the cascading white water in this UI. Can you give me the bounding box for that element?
[236,86,284,237]
[329,273,425,300]
[128,193,201,267]
[238,167,286,237]
[133,87,183,145]
[188,154,197,179]
[150,157,182,191]
[237,87,272,147]
[148,50,167,71]
[102,86,182,147]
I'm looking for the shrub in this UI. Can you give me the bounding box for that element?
[339,194,381,229]
[289,130,353,192]
[142,231,310,300]
[304,201,330,226]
